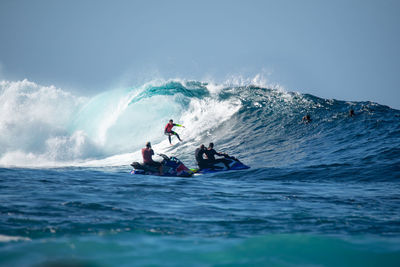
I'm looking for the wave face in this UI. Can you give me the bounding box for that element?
[1,79,399,173]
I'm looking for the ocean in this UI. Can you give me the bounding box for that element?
[0,79,399,266]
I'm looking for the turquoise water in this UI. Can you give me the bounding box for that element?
[0,80,399,266]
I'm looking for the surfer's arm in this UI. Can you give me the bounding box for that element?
[174,123,185,128]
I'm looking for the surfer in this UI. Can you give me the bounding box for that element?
[205,142,231,169]
[141,142,163,175]
[164,119,185,145]
[195,144,210,169]
[302,114,312,123]
[349,109,355,117]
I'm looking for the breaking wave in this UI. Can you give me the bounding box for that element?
[0,78,399,173]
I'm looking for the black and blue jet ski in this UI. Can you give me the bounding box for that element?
[192,155,250,174]
[130,154,193,177]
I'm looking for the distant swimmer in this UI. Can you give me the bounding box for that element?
[205,142,230,169]
[349,109,355,117]
[302,114,312,123]
[141,142,163,175]
[164,119,185,145]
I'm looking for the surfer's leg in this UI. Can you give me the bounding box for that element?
[168,134,172,144]
[174,131,182,142]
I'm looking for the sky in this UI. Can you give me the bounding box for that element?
[0,0,399,109]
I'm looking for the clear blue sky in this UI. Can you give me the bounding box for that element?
[1,0,399,109]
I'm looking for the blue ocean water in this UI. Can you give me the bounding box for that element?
[0,79,400,266]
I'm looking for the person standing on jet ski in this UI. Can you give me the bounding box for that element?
[205,142,231,169]
[164,119,185,145]
[142,142,163,175]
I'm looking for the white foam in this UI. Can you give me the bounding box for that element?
[180,97,241,139]
[0,80,95,166]
[0,234,31,242]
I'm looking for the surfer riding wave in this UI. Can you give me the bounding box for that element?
[164,119,185,145]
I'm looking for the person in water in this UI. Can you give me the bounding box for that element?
[141,142,163,175]
[349,109,355,117]
[302,114,312,123]
[164,119,185,145]
[195,144,210,169]
[205,142,231,169]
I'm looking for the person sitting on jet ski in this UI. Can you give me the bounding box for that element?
[205,142,231,169]
[142,142,163,175]
[195,144,211,169]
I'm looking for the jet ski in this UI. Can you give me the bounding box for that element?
[192,155,250,174]
[130,154,193,177]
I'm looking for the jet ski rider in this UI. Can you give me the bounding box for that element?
[195,144,210,169]
[205,142,231,169]
[195,143,231,170]
[142,142,163,175]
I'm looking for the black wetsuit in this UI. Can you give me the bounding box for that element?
[205,149,219,161]
[205,149,230,169]
[195,148,209,169]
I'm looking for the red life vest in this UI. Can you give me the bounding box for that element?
[164,123,174,133]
